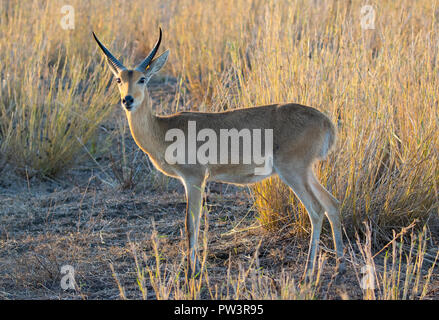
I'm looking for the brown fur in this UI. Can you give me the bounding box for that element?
[95,35,344,279]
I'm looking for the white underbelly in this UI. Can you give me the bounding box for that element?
[210,172,274,185]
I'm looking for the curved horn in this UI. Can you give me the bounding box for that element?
[92,32,126,73]
[136,27,162,72]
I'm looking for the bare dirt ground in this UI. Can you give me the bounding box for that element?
[0,78,437,300]
[0,169,364,299]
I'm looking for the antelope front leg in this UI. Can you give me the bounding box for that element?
[183,176,207,277]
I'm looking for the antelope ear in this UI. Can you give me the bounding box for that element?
[144,50,169,76]
[135,28,163,72]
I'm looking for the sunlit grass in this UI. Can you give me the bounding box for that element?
[0,1,116,177]
[0,0,438,299]
[1,0,436,233]
[113,221,437,300]
[350,223,439,300]
[124,219,321,300]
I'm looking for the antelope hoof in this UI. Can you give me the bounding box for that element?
[335,257,346,275]
[187,260,201,278]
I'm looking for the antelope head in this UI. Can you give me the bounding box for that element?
[93,28,169,112]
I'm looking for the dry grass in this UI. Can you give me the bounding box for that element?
[349,223,439,300]
[1,0,436,236]
[0,0,438,299]
[0,174,437,299]
[0,1,118,177]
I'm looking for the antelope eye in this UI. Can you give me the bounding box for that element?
[115,78,122,84]
[138,77,146,84]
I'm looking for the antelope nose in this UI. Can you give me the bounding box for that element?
[122,95,134,108]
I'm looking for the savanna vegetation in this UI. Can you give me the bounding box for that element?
[0,0,438,299]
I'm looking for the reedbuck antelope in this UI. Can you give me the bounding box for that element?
[93,28,345,278]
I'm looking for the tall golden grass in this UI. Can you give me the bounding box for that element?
[0,0,437,239]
